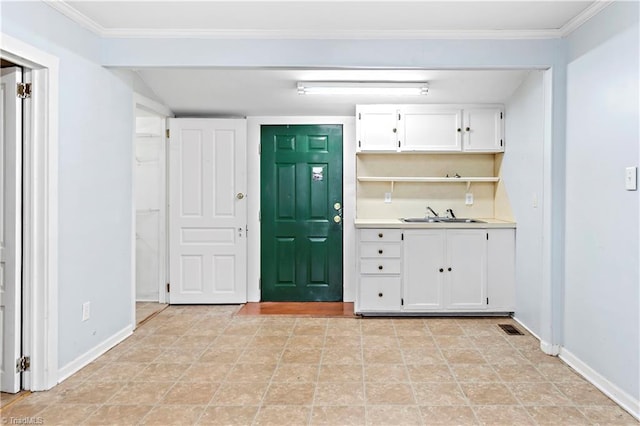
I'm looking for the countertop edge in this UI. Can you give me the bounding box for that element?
[354,219,517,229]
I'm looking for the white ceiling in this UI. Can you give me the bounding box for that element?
[44,1,608,116]
[135,68,533,117]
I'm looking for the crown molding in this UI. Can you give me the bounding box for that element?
[559,0,614,37]
[43,0,609,41]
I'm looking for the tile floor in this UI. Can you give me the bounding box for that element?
[1,305,637,425]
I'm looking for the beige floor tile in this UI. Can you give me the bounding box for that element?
[225,363,277,382]
[83,404,152,425]
[427,322,465,336]
[211,382,269,406]
[365,383,416,405]
[199,347,244,363]
[450,364,500,383]
[139,334,180,347]
[473,405,536,425]
[170,335,214,350]
[406,364,454,382]
[508,382,571,406]
[555,380,617,406]
[83,361,143,382]
[116,346,164,363]
[420,406,479,425]
[272,363,319,382]
[362,336,398,348]
[579,405,640,425]
[213,335,253,348]
[183,362,231,382]
[238,348,284,364]
[412,382,467,406]
[324,336,362,348]
[480,347,529,365]
[434,335,476,349]
[442,348,487,364]
[140,405,205,425]
[108,381,174,405]
[311,406,366,426]
[363,348,404,364]
[162,382,219,405]
[281,348,322,364]
[255,324,294,336]
[253,405,311,426]
[223,323,261,336]
[60,382,126,404]
[366,405,422,426]
[263,382,315,405]
[318,364,364,382]
[519,348,560,364]
[286,335,325,348]
[397,336,437,349]
[493,364,547,382]
[36,403,98,425]
[135,362,186,382]
[525,406,591,425]
[293,324,327,335]
[402,348,446,365]
[153,347,207,364]
[470,335,513,350]
[460,383,518,405]
[198,405,259,425]
[364,364,409,382]
[248,335,289,348]
[535,362,584,382]
[322,347,363,364]
[314,382,365,406]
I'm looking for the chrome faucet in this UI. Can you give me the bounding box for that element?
[445,208,456,219]
[426,206,439,217]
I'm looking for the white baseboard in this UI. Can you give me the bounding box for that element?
[511,316,560,355]
[57,325,133,383]
[560,347,640,421]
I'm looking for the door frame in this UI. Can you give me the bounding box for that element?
[130,93,173,322]
[0,33,59,391]
[247,116,356,303]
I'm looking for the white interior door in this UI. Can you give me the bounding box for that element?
[169,118,247,303]
[1,67,23,393]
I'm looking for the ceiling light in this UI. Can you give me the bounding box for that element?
[297,82,428,96]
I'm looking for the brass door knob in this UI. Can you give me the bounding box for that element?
[236,193,245,199]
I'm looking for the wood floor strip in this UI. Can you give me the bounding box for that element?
[236,302,354,317]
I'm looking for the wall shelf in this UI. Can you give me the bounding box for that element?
[357,176,499,191]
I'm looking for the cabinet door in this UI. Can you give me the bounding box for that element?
[487,229,515,311]
[357,106,399,151]
[446,230,487,310]
[402,230,445,310]
[401,106,462,151]
[462,108,504,152]
[359,276,401,311]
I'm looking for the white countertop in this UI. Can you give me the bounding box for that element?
[354,218,516,229]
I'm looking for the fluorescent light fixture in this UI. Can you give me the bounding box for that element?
[297,82,428,96]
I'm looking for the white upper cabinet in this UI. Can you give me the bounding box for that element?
[357,104,504,153]
[357,105,399,151]
[462,108,504,152]
[401,106,462,151]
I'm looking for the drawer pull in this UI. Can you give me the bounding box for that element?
[378,265,383,270]
[378,233,383,238]
[439,268,444,273]
[448,267,452,272]
[378,249,383,254]
[378,292,383,298]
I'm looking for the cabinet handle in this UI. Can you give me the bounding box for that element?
[392,128,397,133]
[465,127,470,132]
[378,265,383,270]
[378,292,383,298]
[457,128,462,132]
[378,233,383,238]
[439,268,444,273]
[378,249,383,254]
[448,267,452,272]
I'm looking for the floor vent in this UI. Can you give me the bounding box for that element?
[498,324,524,335]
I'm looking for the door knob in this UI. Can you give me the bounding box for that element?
[236,193,245,199]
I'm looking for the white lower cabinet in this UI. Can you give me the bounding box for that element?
[356,228,514,314]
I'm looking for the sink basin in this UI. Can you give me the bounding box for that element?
[401,217,486,224]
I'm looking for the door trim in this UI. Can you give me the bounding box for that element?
[1,33,59,391]
[246,116,356,303]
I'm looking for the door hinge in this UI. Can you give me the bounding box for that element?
[486,297,489,305]
[16,356,30,373]
[258,143,261,155]
[358,113,361,120]
[165,129,170,138]
[401,298,404,306]
[259,278,261,290]
[398,141,401,148]
[358,140,361,148]
[500,112,503,119]
[17,82,31,99]
[166,283,170,293]
[486,233,489,240]
[258,210,261,222]
[401,233,404,241]
[398,113,401,121]
[500,139,503,147]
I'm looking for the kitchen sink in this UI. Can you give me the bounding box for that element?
[401,217,486,223]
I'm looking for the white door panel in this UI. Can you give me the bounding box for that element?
[169,119,247,304]
[1,67,23,393]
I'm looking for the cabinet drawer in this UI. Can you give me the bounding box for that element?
[360,229,402,242]
[361,258,401,275]
[360,243,401,259]
[359,276,401,311]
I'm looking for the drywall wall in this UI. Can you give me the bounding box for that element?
[564,1,639,414]
[503,71,546,336]
[1,2,135,371]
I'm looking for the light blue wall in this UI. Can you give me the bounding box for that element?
[565,1,639,404]
[1,2,135,368]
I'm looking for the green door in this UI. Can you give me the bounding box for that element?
[261,125,343,301]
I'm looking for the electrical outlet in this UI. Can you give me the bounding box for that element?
[465,193,474,205]
[625,166,637,190]
[82,302,90,322]
[384,192,392,203]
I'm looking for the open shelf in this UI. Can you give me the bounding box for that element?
[357,176,499,192]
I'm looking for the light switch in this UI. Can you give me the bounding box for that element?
[465,193,474,205]
[625,166,637,191]
[384,192,392,203]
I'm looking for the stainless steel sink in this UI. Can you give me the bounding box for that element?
[401,217,486,223]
